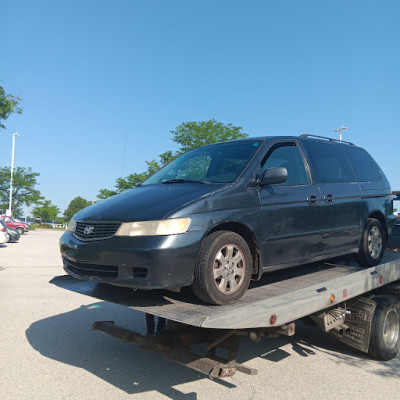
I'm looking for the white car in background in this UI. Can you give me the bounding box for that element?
[0,223,8,244]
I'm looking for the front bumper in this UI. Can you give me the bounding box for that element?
[59,230,203,289]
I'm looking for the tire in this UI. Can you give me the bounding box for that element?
[17,227,24,235]
[368,296,400,360]
[192,231,252,305]
[355,218,385,267]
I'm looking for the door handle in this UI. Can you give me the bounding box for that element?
[324,194,334,203]
[307,195,317,204]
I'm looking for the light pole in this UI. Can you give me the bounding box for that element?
[334,125,347,142]
[8,132,20,216]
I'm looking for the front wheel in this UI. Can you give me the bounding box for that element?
[355,218,385,267]
[192,231,252,305]
[16,227,24,236]
[368,296,400,360]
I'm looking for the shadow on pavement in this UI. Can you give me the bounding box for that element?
[26,273,400,398]
[25,301,237,399]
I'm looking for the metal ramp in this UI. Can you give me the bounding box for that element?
[51,252,400,329]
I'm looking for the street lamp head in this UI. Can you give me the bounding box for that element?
[334,126,348,133]
[334,125,348,142]
[13,132,20,137]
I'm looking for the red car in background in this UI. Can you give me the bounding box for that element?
[0,216,28,235]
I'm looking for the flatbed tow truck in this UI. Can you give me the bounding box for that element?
[52,251,400,379]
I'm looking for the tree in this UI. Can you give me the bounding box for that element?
[97,152,176,199]
[0,167,42,216]
[97,188,118,200]
[64,196,92,220]
[171,118,248,153]
[97,120,247,199]
[0,85,23,130]
[116,153,175,191]
[32,200,60,222]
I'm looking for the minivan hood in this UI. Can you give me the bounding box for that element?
[74,183,225,222]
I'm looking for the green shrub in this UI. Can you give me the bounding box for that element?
[38,223,53,229]
[29,223,65,230]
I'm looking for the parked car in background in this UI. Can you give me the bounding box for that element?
[7,227,19,242]
[0,222,8,244]
[0,220,20,243]
[387,191,400,249]
[0,216,29,235]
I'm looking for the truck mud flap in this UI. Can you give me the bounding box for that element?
[327,297,377,353]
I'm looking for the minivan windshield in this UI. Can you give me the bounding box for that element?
[142,140,262,185]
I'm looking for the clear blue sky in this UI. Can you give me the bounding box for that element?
[1,0,399,215]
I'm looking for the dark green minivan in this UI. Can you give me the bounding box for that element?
[60,135,395,305]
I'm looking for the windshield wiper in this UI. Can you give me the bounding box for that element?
[162,179,205,184]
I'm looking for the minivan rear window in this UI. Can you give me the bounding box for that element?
[342,146,381,182]
[302,140,355,183]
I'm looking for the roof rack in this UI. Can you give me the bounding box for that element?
[300,134,354,146]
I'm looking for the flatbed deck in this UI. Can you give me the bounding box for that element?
[51,251,400,329]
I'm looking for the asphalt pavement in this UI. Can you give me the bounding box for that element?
[0,229,399,400]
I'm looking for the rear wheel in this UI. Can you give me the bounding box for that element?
[192,231,252,305]
[355,218,385,267]
[368,296,400,360]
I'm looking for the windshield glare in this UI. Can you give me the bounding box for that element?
[143,140,262,185]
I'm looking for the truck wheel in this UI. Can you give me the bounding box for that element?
[368,296,400,361]
[192,231,252,305]
[355,218,385,267]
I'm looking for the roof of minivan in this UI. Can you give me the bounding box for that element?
[227,135,356,146]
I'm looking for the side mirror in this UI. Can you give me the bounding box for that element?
[260,167,288,186]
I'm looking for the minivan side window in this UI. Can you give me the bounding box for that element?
[262,143,309,185]
[342,146,381,182]
[302,140,355,183]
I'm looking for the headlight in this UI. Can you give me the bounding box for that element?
[115,217,191,237]
[67,218,76,232]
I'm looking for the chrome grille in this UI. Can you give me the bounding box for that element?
[74,222,121,241]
